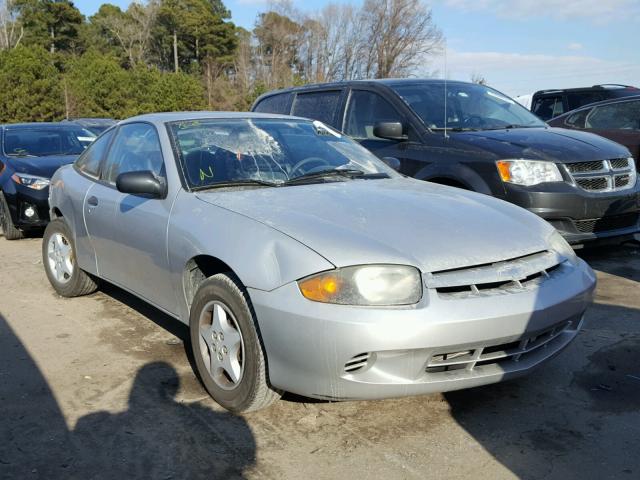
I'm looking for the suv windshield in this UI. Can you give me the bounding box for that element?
[4,127,95,157]
[168,118,396,189]
[391,82,546,131]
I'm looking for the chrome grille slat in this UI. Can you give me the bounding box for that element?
[426,251,562,289]
[426,251,563,298]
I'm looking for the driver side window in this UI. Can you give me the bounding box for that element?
[102,123,165,185]
[344,90,403,140]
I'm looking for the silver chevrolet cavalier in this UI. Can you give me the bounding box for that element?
[44,112,596,412]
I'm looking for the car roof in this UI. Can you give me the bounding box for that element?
[123,111,310,124]
[534,85,639,96]
[552,94,640,120]
[256,78,472,98]
[69,118,115,122]
[1,122,88,130]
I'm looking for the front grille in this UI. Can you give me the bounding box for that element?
[426,250,563,299]
[611,158,632,170]
[574,213,639,233]
[565,158,636,192]
[615,174,631,188]
[425,321,572,374]
[566,161,607,173]
[576,177,608,191]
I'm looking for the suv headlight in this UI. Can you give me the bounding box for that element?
[547,230,577,265]
[11,173,50,190]
[298,265,423,306]
[496,159,562,186]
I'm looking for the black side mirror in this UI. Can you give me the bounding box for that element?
[116,171,165,198]
[373,121,407,141]
[381,157,401,171]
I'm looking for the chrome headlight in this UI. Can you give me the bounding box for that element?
[496,159,562,186]
[547,230,577,265]
[298,265,423,306]
[11,173,50,190]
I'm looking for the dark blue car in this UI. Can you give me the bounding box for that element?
[0,123,95,239]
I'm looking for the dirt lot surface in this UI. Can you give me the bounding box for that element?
[1,233,639,480]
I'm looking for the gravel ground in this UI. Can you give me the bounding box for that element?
[1,233,638,480]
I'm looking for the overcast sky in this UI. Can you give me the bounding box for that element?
[74,0,640,98]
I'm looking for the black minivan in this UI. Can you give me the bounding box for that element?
[252,79,640,245]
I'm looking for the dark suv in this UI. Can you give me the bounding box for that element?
[531,84,639,121]
[252,79,640,245]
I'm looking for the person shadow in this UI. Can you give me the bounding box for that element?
[1,315,256,480]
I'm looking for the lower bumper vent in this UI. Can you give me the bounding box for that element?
[425,320,573,374]
[344,353,372,373]
[574,213,639,233]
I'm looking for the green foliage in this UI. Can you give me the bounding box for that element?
[0,45,63,122]
[64,50,131,117]
[63,52,205,118]
[153,0,238,71]
[17,0,84,53]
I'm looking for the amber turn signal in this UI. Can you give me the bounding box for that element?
[496,161,512,182]
[298,273,342,302]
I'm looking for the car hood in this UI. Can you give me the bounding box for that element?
[450,127,630,162]
[195,178,555,273]
[6,155,78,178]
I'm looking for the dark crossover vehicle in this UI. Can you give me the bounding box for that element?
[252,80,640,245]
[64,118,116,136]
[531,84,640,121]
[548,96,640,160]
[0,122,95,239]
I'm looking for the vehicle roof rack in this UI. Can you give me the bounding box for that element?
[592,84,634,89]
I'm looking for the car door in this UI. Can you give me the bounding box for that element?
[583,100,640,160]
[66,129,114,273]
[342,89,424,174]
[84,122,176,313]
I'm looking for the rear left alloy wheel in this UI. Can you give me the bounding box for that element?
[42,218,98,297]
[189,273,281,413]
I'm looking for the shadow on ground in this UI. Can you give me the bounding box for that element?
[0,314,256,479]
[444,301,639,479]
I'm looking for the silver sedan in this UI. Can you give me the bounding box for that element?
[44,112,596,412]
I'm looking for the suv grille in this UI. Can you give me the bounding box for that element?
[564,158,636,192]
[574,213,639,233]
[425,250,564,299]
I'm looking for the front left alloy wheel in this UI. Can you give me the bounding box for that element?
[189,273,281,413]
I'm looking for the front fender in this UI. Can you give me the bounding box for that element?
[167,191,335,321]
[416,162,497,196]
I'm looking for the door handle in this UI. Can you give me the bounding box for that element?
[87,196,99,207]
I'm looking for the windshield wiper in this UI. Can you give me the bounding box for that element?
[485,124,540,130]
[7,152,38,158]
[430,127,479,132]
[192,179,280,191]
[284,169,389,186]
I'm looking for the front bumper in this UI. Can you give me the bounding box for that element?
[503,181,640,244]
[4,185,50,228]
[249,258,596,400]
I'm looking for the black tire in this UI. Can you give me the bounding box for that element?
[0,192,24,240]
[189,273,281,413]
[42,218,98,297]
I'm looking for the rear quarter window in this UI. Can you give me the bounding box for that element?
[292,90,342,128]
[253,93,293,114]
